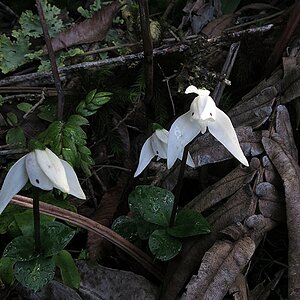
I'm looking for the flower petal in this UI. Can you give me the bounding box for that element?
[190,95,216,121]
[0,155,28,214]
[208,108,249,166]
[60,160,86,199]
[154,128,168,144]
[26,152,54,191]
[185,85,210,97]
[35,148,69,193]
[151,131,168,159]
[167,112,200,169]
[134,137,156,177]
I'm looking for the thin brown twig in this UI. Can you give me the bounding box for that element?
[11,195,164,281]
[35,0,65,120]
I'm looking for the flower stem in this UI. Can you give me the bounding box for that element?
[32,188,41,254]
[169,144,189,227]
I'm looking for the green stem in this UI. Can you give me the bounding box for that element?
[169,144,189,227]
[32,188,41,254]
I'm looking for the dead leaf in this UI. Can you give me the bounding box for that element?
[190,127,263,168]
[182,237,255,300]
[77,260,157,299]
[274,105,298,161]
[256,182,285,221]
[262,137,300,299]
[281,57,300,104]
[187,157,259,212]
[262,155,280,186]
[88,173,130,260]
[228,85,277,129]
[229,273,248,300]
[202,14,233,37]
[47,1,121,52]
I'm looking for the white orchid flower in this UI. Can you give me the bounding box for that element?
[0,148,86,214]
[134,128,195,177]
[167,85,249,169]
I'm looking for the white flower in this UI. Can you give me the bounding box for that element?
[167,85,249,169]
[134,128,195,177]
[0,148,86,214]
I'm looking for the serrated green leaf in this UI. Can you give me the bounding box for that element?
[128,185,174,226]
[6,112,18,126]
[167,208,211,238]
[67,115,89,126]
[80,160,92,177]
[41,222,75,257]
[3,236,37,261]
[17,102,32,113]
[6,127,26,148]
[78,145,91,156]
[0,257,15,285]
[53,250,80,289]
[149,229,182,261]
[112,216,138,242]
[14,257,55,292]
[62,147,77,166]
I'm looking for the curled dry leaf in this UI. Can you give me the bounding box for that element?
[187,157,260,212]
[202,14,233,37]
[262,155,280,186]
[228,85,277,129]
[256,182,285,221]
[46,1,121,53]
[262,137,300,299]
[190,127,263,168]
[274,105,298,161]
[229,273,248,300]
[181,237,255,300]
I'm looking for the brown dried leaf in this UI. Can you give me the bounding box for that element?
[274,105,298,161]
[256,182,285,221]
[202,14,233,37]
[182,237,255,300]
[160,184,257,300]
[190,127,263,168]
[229,273,248,300]
[281,57,300,104]
[88,173,130,260]
[262,137,300,299]
[187,157,260,212]
[228,86,277,129]
[262,155,280,185]
[48,1,121,52]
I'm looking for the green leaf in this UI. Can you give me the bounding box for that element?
[14,210,54,236]
[53,250,80,289]
[0,205,24,234]
[78,145,92,156]
[14,257,55,292]
[41,222,75,257]
[62,147,77,167]
[0,34,30,74]
[92,92,112,106]
[17,102,32,113]
[6,127,26,148]
[3,236,37,261]
[112,216,138,242]
[149,229,182,261]
[6,112,18,126]
[39,192,77,212]
[37,105,56,122]
[128,185,174,226]
[67,114,89,126]
[0,257,15,285]
[167,208,211,238]
[136,218,159,240]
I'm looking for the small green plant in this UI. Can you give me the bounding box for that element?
[77,0,112,18]
[0,202,79,291]
[112,185,210,261]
